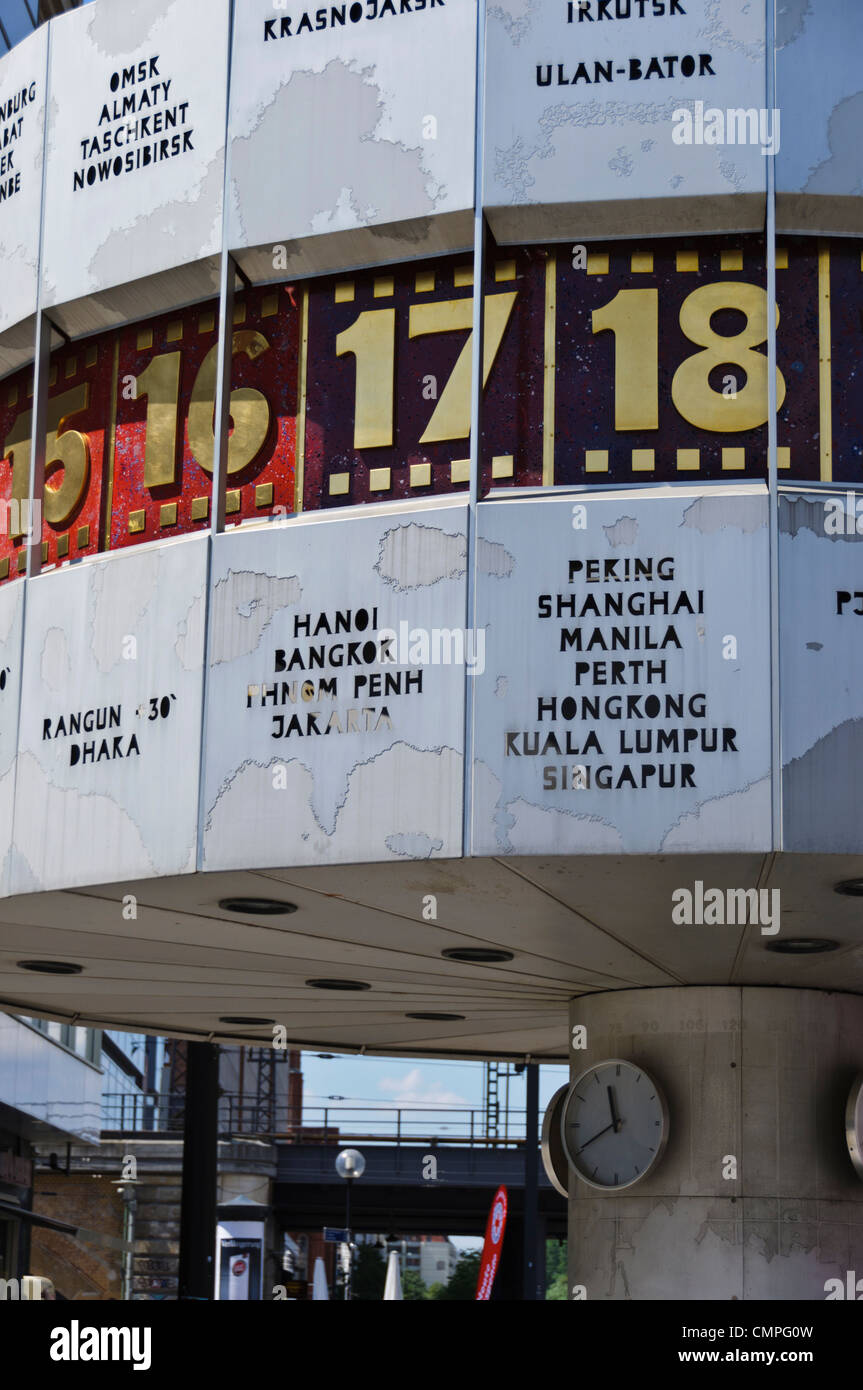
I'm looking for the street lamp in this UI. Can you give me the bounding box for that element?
[335,1148,366,1301]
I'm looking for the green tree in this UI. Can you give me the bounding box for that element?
[431,1250,482,1300]
[401,1270,429,1300]
[546,1239,567,1300]
[351,1244,386,1300]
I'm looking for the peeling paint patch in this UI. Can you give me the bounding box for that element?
[776,0,813,49]
[204,745,460,868]
[682,495,766,535]
[503,798,626,855]
[12,751,159,889]
[477,537,515,578]
[660,777,771,852]
[778,494,853,540]
[87,155,224,294]
[603,516,638,548]
[88,0,161,54]
[0,586,22,646]
[210,570,302,664]
[231,61,439,240]
[375,524,465,591]
[804,90,863,197]
[783,718,863,852]
[385,831,445,858]
[488,0,538,47]
[175,592,207,672]
[40,626,70,694]
[88,553,157,673]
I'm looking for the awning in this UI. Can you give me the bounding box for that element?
[0,1199,133,1251]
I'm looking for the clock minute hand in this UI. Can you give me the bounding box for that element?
[576,1121,615,1155]
[607,1084,622,1133]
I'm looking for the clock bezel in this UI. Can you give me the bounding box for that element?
[560,1057,669,1192]
[845,1072,863,1182]
[541,1083,570,1198]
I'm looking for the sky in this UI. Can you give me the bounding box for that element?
[0,1,39,53]
[0,0,93,56]
[302,1052,568,1121]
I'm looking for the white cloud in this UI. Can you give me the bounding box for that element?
[377,1067,467,1107]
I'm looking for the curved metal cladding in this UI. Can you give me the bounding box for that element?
[0,0,859,1023]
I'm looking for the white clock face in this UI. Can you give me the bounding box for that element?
[561,1059,668,1191]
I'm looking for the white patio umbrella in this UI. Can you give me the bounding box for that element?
[383,1249,403,1301]
[312,1256,330,1301]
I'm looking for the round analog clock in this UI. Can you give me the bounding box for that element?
[846,1073,863,1181]
[561,1059,669,1191]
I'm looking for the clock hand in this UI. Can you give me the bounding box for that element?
[607,1085,622,1133]
[576,1121,615,1154]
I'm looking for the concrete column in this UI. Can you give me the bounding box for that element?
[567,988,863,1300]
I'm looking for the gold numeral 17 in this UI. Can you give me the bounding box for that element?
[336,293,518,451]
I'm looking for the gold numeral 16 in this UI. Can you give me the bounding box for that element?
[137,331,273,488]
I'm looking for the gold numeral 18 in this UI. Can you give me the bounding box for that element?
[592,289,659,430]
[593,281,786,433]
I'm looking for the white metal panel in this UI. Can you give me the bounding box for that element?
[40,0,229,333]
[471,487,772,855]
[0,26,47,373]
[780,491,863,851]
[0,580,23,898]
[228,0,476,278]
[12,534,208,892]
[776,0,863,234]
[201,500,468,870]
[484,0,767,242]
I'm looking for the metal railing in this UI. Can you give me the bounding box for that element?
[100,1093,539,1148]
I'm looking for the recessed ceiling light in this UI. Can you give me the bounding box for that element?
[441,947,514,964]
[406,1012,466,1021]
[218,1016,275,1026]
[218,898,298,915]
[16,960,83,975]
[834,879,863,897]
[306,978,371,991]
[765,938,840,954]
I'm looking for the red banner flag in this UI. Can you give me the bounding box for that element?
[475,1185,507,1300]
